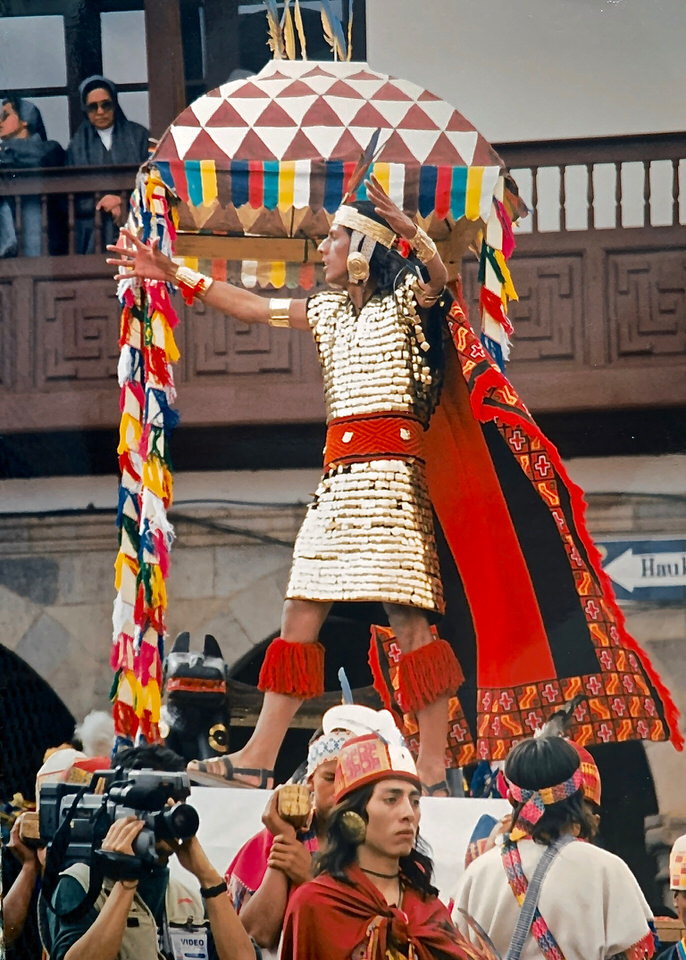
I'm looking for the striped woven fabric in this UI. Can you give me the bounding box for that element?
[507,768,584,827]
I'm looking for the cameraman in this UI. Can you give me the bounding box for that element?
[42,745,260,960]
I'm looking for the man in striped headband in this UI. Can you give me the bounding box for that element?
[453,736,656,960]
[110,175,461,798]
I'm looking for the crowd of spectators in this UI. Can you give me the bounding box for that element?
[2,703,680,960]
[0,75,149,258]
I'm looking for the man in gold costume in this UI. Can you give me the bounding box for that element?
[109,176,464,796]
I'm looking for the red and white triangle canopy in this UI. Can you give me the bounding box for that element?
[155,59,501,169]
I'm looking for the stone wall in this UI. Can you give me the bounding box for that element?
[1,464,684,868]
[0,499,303,723]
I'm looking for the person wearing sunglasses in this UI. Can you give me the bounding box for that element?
[66,75,149,254]
[0,96,66,257]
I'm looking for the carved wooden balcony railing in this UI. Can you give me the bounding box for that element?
[1,134,685,437]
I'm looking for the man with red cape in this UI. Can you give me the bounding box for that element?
[109,174,682,792]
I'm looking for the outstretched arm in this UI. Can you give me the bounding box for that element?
[106,230,308,330]
[174,836,257,960]
[365,174,448,305]
[238,792,313,948]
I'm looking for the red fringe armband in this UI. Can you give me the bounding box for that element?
[397,636,464,714]
[258,637,325,700]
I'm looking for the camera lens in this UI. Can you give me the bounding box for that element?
[154,802,199,842]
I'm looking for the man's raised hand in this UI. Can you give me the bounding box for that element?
[106,228,175,283]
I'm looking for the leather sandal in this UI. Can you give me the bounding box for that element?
[187,757,274,789]
[421,779,451,798]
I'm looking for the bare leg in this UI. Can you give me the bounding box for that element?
[384,603,450,795]
[188,598,332,786]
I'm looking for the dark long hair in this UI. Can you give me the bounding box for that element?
[315,782,438,898]
[344,200,445,379]
[345,200,419,296]
[504,737,596,843]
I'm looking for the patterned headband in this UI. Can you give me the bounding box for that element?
[332,205,396,248]
[306,731,351,779]
[507,767,583,829]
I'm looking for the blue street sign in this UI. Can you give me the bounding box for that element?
[597,539,686,602]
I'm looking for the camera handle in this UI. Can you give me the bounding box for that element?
[94,849,145,881]
[41,790,110,923]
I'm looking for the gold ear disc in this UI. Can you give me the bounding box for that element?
[340,810,367,844]
[208,724,228,753]
[346,252,370,284]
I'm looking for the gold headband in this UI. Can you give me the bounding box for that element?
[332,206,395,248]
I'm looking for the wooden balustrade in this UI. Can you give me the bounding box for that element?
[495,132,686,233]
[0,164,140,257]
[0,134,684,436]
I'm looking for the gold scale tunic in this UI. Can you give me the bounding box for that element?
[286,275,444,614]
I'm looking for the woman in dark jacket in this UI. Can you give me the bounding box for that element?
[0,96,66,256]
[66,75,149,254]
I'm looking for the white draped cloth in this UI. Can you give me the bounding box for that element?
[451,837,654,960]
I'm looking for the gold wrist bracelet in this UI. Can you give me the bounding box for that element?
[175,265,214,304]
[410,226,438,265]
[268,298,292,328]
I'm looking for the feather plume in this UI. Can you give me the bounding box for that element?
[338,667,354,704]
[534,694,586,740]
[342,128,382,203]
[294,0,307,58]
[263,0,284,58]
[346,0,353,61]
[455,909,503,960]
[282,0,296,59]
[320,0,347,60]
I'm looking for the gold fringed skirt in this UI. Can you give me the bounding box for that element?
[286,457,444,614]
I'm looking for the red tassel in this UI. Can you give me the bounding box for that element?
[258,637,325,699]
[397,637,464,714]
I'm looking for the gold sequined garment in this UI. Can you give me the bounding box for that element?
[286,275,444,614]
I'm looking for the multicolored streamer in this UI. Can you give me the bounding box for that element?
[154,159,502,223]
[479,175,519,371]
[111,173,180,751]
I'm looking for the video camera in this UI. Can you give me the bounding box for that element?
[39,767,199,871]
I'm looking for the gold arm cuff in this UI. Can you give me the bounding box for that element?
[410,226,438,265]
[268,298,292,328]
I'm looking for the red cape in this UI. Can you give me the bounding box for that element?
[369,294,682,764]
[281,864,475,960]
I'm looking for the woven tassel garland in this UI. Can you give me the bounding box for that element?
[478,175,519,370]
[111,171,180,749]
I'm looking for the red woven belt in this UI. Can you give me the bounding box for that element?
[323,413,425,471]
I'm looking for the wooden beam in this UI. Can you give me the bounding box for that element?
[174,233,323,262]
[144,0,186,139]
[64,0,102,137]
[203,0,241,90]
[227,679,383,729]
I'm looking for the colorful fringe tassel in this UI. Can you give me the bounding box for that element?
[155,158,501,223]
[478,177,519,372]
[111,172,180,751]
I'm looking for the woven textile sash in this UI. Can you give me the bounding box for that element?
[501,836,574,960]
[323,413,424,471]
